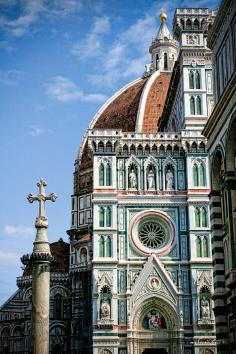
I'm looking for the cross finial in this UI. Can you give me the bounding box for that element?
[28,179,57,228]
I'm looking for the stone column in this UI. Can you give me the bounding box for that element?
[28,179,57,354]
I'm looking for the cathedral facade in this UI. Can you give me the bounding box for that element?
[70,8,217,354]
[0,6,225,354]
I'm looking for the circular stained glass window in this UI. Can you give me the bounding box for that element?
[130,211,175,255]
[138,221,166,249]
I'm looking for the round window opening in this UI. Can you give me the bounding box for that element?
[131,211,175,255]
[138,220,166,249]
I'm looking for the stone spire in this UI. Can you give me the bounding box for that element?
[27,179,57,354]
[148,11,179,73]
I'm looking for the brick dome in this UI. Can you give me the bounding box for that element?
[77,71,171,175]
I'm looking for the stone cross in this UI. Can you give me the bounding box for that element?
[27,179,57,354]
[28,179,57,222]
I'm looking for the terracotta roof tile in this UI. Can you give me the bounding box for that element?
[142,73,171,132]
[94,78,148,131]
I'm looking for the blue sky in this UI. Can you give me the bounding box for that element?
[0,0,219,304]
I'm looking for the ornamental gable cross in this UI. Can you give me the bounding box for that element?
[27,179,57,219]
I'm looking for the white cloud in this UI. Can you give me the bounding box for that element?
[0,0,82,37]
[87,15,156,88]
[46,76,107,103]
[4,224,34,237]
[29,126,52,136]
[121,15,157,50]
[0,70,24,85]
[71,16,110,59]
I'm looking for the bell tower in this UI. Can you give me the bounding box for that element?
[149,12,179,72]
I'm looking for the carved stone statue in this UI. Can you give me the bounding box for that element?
[201,296,210,318]
[147,169,155,189]
[100,297,110,319]
[129,169,137,188]
[166,169,174,190]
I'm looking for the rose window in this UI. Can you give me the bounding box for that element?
[138,221,166,249]
[130,211,175,255]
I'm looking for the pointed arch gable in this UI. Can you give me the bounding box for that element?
[130,254,178,309]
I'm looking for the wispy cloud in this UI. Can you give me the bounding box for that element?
[4,224,34,237]
[0,0,82,37]
[46,76,107,103]
[29,126,53,136]
[0,70,24,85]
[87,14,157,88]
[71,16,110,59]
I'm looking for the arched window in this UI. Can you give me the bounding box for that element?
[106,207,111,227]
[106,164,111,186]
[201,207,207,227]
[54,294,63,319]
[189,70,194,89]
[156,54,159,69]
[106,237,112,257]
[99,163,105,186]
[195,207,201,227]
[196,96,202,115]
[99,237,105,257]
[12,327,23,353]
[196,237,202,257]
[193,19,199,30]
[106,141,112,152]
[164,52,168,70]
[195,70,201,89]
[202,236,209,257]
[98,141,104,152]
[193,163,199,186]
[199,163,206,186]
[99,207,105,227]
[1,328,10,354]
[186,19,192,30]
[50,326,68,354]
[190,96,195,115]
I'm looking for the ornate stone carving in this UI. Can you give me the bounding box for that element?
[166,169,174,190]
[201,297,210,319]
[147,169,155,189]
[129,169,137,188]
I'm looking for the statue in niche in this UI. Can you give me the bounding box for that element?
[147,168,155,189]
[129,168,137,188]
[201,296,210,319]
[166,168,174,190]
[100,296,111,319]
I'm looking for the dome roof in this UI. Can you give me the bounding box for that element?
[77,71,171,175]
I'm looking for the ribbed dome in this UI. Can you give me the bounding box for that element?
[77,71,171,176]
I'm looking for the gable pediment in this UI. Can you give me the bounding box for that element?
[130,255,179,308]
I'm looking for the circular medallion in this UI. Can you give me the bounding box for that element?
[149,276,161,290]
[130,210,175,256]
